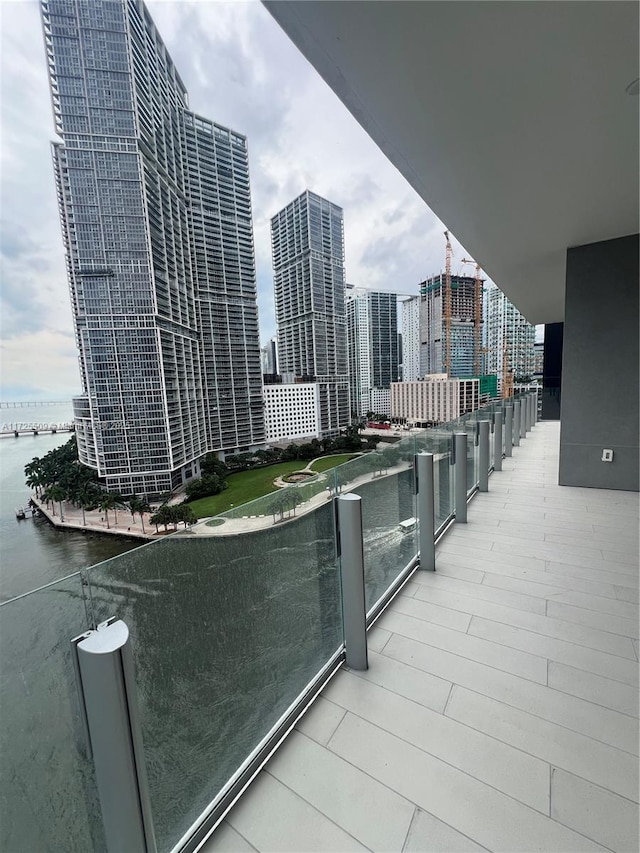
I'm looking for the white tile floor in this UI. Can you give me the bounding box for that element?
[203,422,639,853]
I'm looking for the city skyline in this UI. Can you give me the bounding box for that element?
[1,0,489,402]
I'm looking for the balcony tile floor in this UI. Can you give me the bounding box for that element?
[203,422,638,853]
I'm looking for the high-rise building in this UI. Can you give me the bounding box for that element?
[41,0,264,496]
[271,191,349,435]
[400,295,420,381]
[483,284,536,392]
[419,274,483,377]
[346,287,398,417]
[261,336,278,375]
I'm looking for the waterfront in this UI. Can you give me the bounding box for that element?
[0,403,141,602]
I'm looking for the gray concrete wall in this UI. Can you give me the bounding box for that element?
[559,234,639,491]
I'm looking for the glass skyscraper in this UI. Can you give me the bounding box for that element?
[346,287,398,417]
[483,283,536,391]
[271,190,349,435]
[41,0,264,496]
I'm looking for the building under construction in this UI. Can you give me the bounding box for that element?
[418,273,483,377]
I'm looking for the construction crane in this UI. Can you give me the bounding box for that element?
[460,257,484,376]
[443,230,453,376]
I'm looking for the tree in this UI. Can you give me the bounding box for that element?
[43,484,66,520]
[185,473,227,501]
[76,483,99,526]
[150,504,173,532]
[98,492,117,529]
[200,454,229,478]
[175,504,197,527]
[127,496,151,533]
[286,491,303,517]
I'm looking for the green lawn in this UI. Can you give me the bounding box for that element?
[189,460,304,518]
[309,453,359,473]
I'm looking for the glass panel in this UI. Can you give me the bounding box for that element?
[84,503,342,852]
[331,440,417,611]
[0,575,105,853]
[361,465,417,613]
[414,429,454,530]
[465,425,479,495]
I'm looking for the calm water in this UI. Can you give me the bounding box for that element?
[0,402,140,601]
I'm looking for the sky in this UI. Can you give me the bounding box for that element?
[0,0,542,402]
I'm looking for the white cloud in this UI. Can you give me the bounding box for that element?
[0,329,80,399]
[0,0,515,401]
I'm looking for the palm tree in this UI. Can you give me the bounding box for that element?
[44,485,67,521]
[176,504,197,527]
[76,483,99,526]
[137,499,151,534]
[128,496,151,533]
[110,493,126,525]
[98,492,117,529]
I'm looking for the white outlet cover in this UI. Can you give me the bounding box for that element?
[601,449,614,462]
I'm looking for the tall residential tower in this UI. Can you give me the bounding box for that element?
[346,287,398,417]
[41,0,264,495]
[483,283,536,392]
[271,191,349,435]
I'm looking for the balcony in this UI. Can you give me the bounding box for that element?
[204,419,639,853]
[1,398,637,853]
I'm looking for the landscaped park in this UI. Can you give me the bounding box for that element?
[188,453,359,519]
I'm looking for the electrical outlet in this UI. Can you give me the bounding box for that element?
[601,449,614,463]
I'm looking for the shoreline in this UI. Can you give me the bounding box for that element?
[30,496,156,540]
[27,451,416,543]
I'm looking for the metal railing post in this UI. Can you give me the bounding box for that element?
[453,432,468,523]
[493,410,503,471]
[520,397,527,439]
[336,494,368,670]
[513,401,521,446]
[478,420,490,492]
[525,394,532,432]
[416,452,435,571]
[72,619,157,853]
[504,404,513,457]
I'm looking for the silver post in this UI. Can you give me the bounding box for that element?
[336,494,368,670]
[534,390,539,424]
[73,620,157,853]
[526,393,532,432]
[493,410,503,471]
[416,452,435,571]
[478,420,490,492]
[504,404,513,457]
[454,432,468,523]
[513,401,521,446]
[520,396,527,439]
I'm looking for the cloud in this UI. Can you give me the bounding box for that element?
[0,330,81,400]
[1,0,485,402]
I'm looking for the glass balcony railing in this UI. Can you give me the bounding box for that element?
[0,392,534,853]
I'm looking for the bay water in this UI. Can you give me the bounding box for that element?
[0,402,140,601]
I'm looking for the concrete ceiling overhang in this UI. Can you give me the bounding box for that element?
[264,1,639,323]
